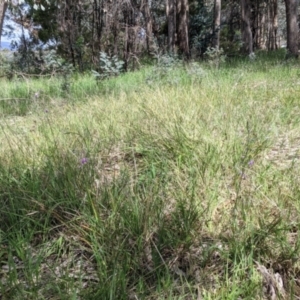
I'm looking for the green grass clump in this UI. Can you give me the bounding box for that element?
[1,53,300,299]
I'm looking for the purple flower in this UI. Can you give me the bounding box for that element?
[80,157,88,165]
[248,160,254,167]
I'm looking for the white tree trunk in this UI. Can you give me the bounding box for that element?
[213,0,221,49]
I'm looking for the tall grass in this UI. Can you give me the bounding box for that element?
[1,51,300,299]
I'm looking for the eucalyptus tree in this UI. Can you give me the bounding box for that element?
[0,0,8,45]
[141,0,155,53]
[212,0,221,49]
[284,0,298,57]
[268,0,278,50]
[240,0,253,54]
[249,0,278,51]
[166,0,189,57]
[166,0,176,52]
[177,0,189,57]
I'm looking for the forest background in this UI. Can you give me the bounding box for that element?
[0,0,299,74]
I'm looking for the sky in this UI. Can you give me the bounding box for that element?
[1,9,29,49]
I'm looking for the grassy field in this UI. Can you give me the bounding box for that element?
[1,51,300,299]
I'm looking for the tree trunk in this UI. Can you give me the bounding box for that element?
[268,0,278,50]
[142,0,155,53]
[0,0,8,46]
[213,0,221,49]
[253,0,265,50]
[177,0,189,57]
[260,8,266,49]
[166,0,176,53]
[284,0,298,57]
[241,0,253,54]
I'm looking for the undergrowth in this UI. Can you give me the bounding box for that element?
[1,51,300,299]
